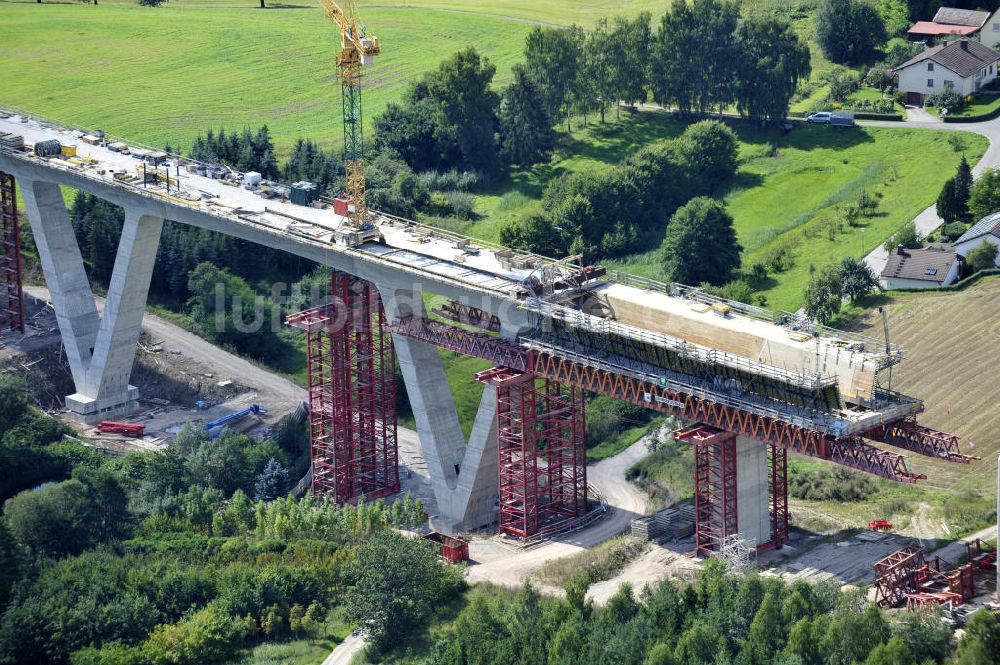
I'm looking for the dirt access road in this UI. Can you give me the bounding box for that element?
[466,434,652,589]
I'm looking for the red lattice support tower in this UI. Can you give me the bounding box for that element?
[676,425,739,557]
[287,273,398,504]
[538,378,587,520]
[0,171,24,333]
[477,369,588,538]
[767,443,790,551]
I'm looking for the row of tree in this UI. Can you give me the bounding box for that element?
[426,557,995,665]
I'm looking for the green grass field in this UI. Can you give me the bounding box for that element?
[461,112,987,310]
[0,1,536,157]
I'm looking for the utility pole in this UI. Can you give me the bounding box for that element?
[860,227,865,257]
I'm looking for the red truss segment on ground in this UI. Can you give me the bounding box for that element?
[287,273,398,504]
[873,546,976,608]
[866,417,976,463]
[477,369,587,538]
[0,171,24,333]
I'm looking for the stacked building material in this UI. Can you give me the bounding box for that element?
[631,516,660,541]
[0,133,24,151]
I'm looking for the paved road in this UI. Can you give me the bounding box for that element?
[860,115,1000,276]
[321,632,366,665]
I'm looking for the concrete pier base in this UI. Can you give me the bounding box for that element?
[20,179,163,421]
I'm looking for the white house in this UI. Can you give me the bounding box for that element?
[892,38,1000,106]
[879,245,961,290]
[978,7,1000,49]
[953,211,1000,267]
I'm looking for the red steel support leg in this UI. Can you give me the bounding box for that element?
[0,171,25,333]
[288,272,398,504]
[678,426,738,557]
[495,371,539,538]
[538,379,587,521]
[765,443,790,551]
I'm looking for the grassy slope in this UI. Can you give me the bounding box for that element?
[464,113,987,310]
[0,2,533,157]
[849,277,1000,492]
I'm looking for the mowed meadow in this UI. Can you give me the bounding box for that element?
[0,1,540,155]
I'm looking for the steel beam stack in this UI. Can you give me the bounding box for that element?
[477,369,587,538]
[287,272,398,504]
[0,171,24,333]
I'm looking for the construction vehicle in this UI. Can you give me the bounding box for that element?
[204,403,267,438]
[318,0,384,247]
[868,520,894,531]
[96,421,146,438]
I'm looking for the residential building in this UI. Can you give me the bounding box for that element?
[879,245,961,290]
[892,38,1000,105]
[906,7,1000,49]
[953,211,1000,267]
[983,7,1000,49]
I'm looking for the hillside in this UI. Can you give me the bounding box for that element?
[850,276,1000,493]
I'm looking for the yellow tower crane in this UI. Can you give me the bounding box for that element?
[319,0,383,245]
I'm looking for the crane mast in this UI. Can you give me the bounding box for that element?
[320,0,382,245]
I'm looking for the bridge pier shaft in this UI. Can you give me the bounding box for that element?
[20,178,163,422]
[380,286,501,534]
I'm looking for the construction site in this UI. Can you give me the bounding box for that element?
[0,0,996,625]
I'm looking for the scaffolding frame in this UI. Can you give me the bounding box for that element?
[767,443,790,551]
[287,273,398,504]
[676,425,739,557]
[0,171,24,333]
[477,369,587,538]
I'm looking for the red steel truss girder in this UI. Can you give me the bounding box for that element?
[390,317,922,483]
[0,171,24,333]
[287,273,398,504]
[530,352,924,483]
[866,417,976,463]
[478,370,587,538]
[433,301,502,333]
[390,315,528,371]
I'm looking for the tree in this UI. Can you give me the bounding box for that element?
[893,608,952,664]
[344,530,461,650]
[650,0,739,115]
[499,213,568,258]
[0,376,27,434]
[954,156,973,222]
[967,241,998,273]
[815,0,887,66]
[955,607,1000,665]
[679,120,739,194]
[745,591,783,665]
[862,635,914,665]
[968,168,1000,221]
[254,458,289,501]
[936,178,962,224]
[804,264,843,325]
[610,13,652,117]
[839,257,878,301]
[661,198,742,286]
[498,65,555,166]
[674,622,723,665]
[426,47,501,176]
[734,17,811,125]
[524,26,584,132]
[882,222,921,252]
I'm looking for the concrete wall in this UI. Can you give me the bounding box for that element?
[735,436,771,548]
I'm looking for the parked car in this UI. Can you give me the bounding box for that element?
[806,111,856,127]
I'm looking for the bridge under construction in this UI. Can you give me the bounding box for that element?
[0,112,974,555]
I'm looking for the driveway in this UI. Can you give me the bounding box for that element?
[860,114,1000,276]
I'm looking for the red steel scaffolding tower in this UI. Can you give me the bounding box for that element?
[477,367,587,538]
[287,272,398,504]
[0,171,24,333]
[675,425,789,556]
